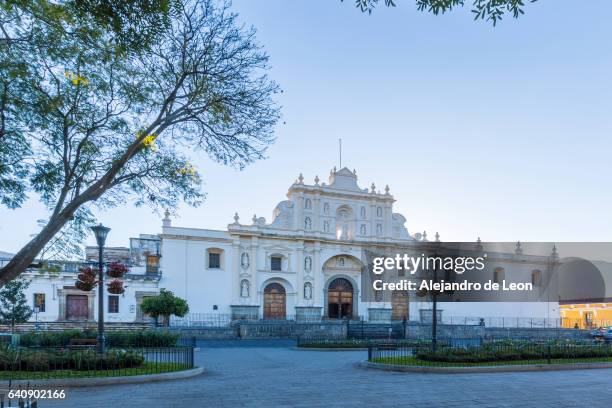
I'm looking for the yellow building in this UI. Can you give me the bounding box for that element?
[560,301,612,329]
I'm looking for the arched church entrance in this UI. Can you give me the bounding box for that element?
[263,283,286,319]
[327,278,353,319]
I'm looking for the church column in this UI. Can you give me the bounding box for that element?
[384,202,392,239]
[250,235,259,305]
[231,237,241,304]
[313,241,322,306]
[313,196,321,232]
[296,194,304,232]
[296,240,304,306]
[369,202,376,238]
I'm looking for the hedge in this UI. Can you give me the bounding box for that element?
[18,330,179,348]
[0,348,144,371]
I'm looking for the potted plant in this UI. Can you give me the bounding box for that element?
[107,262,129,278]
[107,279,125,294]
[76,266,97,291]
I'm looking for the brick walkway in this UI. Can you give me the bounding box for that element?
[46,345,612,407]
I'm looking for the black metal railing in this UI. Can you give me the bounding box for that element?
[367,340,612,367]
[0,346,194,380]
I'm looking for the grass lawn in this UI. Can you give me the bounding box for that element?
[0,362,192,380]
[372,356,612,367]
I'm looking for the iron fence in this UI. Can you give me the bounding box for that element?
[0,346,194,381]
[367,340,612,366]
[0,381,39,407]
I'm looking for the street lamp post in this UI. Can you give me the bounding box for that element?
[91,223,110,354]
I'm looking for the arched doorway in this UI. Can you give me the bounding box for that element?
[263,283,286,319]
[391,291,409,321]
[327,278,353,319]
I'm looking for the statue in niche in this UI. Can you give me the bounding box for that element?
[323,221,329,232]
[323,202,330,214]
[241,252,250,269]
[240,280,250,298]
[304,256,312,272]
[304,217,312,230]
[304,282,312,300]
[360,224,366,236]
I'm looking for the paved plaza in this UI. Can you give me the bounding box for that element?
[47,343,612,407]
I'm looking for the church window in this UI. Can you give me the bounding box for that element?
[360,206,366,218]
[493,267,505,284]
[207,248,224,269]
[323,202,330,214]
[531,270,542,286]
[271,256,282,271]
[376,207,383,217]
[376,224,382,235]
[323,220,330,232]
[304,198,312,209]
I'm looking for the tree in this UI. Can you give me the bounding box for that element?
[346,0,538,25]
[140,289,189,326]
[0,277,33,332]
[0,0,280,285]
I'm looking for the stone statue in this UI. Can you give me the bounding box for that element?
[304,282,312,300]
[240,280,249,298]
[304,256,312,272]
[241,252,250,269]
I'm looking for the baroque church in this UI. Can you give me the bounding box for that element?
[5,166,560,325]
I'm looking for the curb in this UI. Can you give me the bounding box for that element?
[6,367,205,387]
[359,361,612,374]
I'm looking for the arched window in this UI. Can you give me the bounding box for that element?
[493,267,505,284]
[360,206,366,218]
[376,207,383,217]
[323,202,330,214]
[304,217,312,230]
[376,224,382,235]
[531,269,542,286]
[304,198,312,209]
[323,220,330,232]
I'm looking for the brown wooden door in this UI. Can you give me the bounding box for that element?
[391,291,409,320]
[263,283,286,319]
[328,278,353,319]
[66,295,89,320]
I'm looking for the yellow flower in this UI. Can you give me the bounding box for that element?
[64,71,89,86]
[137,131,158,152]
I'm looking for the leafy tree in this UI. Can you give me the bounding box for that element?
[0,277,33,332]
[346,0,537,25]
[0,0,280,285]
[140,289,189,326]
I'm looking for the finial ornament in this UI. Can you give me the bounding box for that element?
[515,241,523,255]
[370,183,376,193]
[384,185,390,195]
[298,173,304,184]
[435,232,440,242]
[162,209,172,227]
[252,214,257,224]
[353,169,357,176]
[476,237,483,251]
[333,166,337,173]
[314,175,320,185]
[234,212,240,223]
[422,231,427,241]
[551,244,559,259]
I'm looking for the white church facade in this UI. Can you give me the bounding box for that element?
[3,166,560,325]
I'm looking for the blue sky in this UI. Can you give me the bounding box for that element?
[1,0,612,253]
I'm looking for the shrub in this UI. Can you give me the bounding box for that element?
[18,330,179,348]
[0,348,145,372]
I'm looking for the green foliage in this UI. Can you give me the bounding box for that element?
[0,278,32,331]
[18,329,179,347]
[415,343,612,363]
[0,0,280,282]
[140,289,189,326]
[0,348,145,372]
[347,0,537,25]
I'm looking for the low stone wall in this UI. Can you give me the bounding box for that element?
[169,327,239,339]
[406,323,484,339]
[238,321,347,339]
[485,327,590,340]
